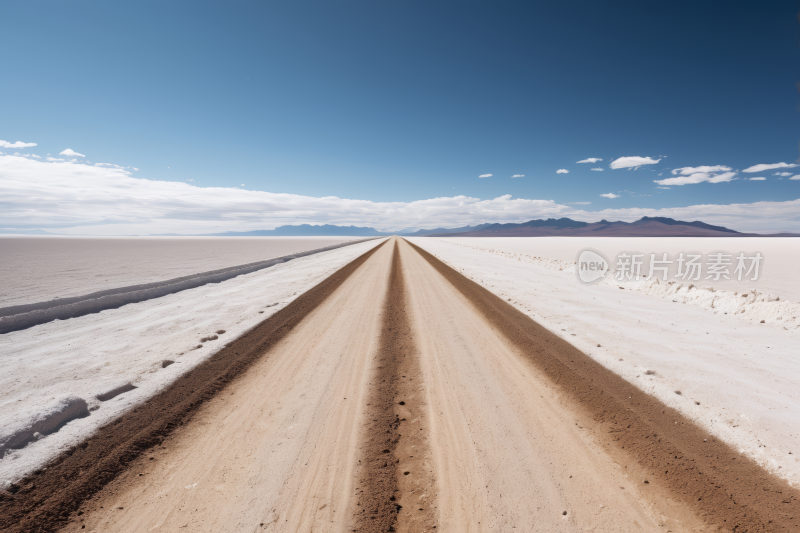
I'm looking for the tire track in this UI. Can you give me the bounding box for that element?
[0,240,387,533]
[407,238,800,532]
[354,239,437,532]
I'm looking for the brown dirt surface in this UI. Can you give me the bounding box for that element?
[353,240,437,532]
[407,238,800,532]
[3,236,798,532]
[0,240,386,533]
[57,239,395,532]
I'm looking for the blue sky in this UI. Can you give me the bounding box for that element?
[2,1,800,233]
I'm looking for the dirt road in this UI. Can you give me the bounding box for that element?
[6,237,798,532]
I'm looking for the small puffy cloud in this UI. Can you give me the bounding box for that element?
[742,162,798,173]
[789,175,800,180]
[46,157,65,162]
[576,158,602,164]
[479,173,492,178]
[749,177,766,181]
[774,172,792,176]
[609,156,661,169]
[60,149,86,158]
[671,165,731,175]
[600,193,620,199]
[511,174,524,178]
[556,169,569,174]
[567,201,591,205]
[654,171,737,186]
[590,168,603,171]
[0,140,37,149]
[657,187,671,189]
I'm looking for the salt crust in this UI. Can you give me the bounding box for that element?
[409,237,800,488]
[0,238,387,487]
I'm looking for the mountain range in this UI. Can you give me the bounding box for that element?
[5,217,798,237]
[419,216,755,237]
[188,217,798,237]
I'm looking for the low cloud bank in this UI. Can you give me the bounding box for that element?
[1,155,799,234]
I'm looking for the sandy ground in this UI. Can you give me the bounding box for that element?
[65,239,393,532]
[35,237,795,533]
[5,237,798,532]
[0,236,362,307]
[399,239,703,532]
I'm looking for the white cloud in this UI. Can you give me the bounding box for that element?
[59,149,86,158]
[654,171,737,186]
[46,157,65,162]
[774,172,792,176]
[576,158,602,164]
[567,201,591,205]
[671,165,731,175]
[600,193,620,199]
[0,140,37,149]
[749,177,766,181]
[511,174,524,178]
[790,175,800,181]
[609,156,661,169]
[0,155,570,233]
[556,169,569,174]
[657,187,670,189]
[742,162,798,173]
[3,154,800,234]
[478,174,492,178]
[590,168,603,171]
